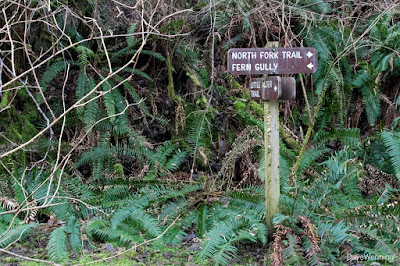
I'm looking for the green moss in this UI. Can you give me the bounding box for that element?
[113,163,125,178]
[187,70,202,87]
[233,100,246,111]
[216,85,228,95]
[167,53,177,102]
[1,257,19,263]
[11,126,23,140]
[198,175,208,182]
[234,100,263,129]
[21,119,38,141]
[196,95,216,115]
[0,90,10,108]
[227,74,253,100]
[227,128,236,144]
[0,88,39,144]
[73,250,138,265]
[241,87,251,100]
[21,262,42,266]
[228,74,242,90]
[279,126,301,153]
[249,100,264,117]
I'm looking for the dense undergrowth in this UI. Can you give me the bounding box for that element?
[1,0,400,265]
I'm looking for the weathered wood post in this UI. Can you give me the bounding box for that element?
[264,42,280,238]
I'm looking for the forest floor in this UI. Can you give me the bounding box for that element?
[0,226,267,265]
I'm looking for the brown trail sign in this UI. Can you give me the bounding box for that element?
[249,77,281,100]
[228,47,317,75]
[249,76,296,101]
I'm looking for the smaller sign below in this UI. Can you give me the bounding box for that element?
[280,77,296,100]
[249,76,281,100]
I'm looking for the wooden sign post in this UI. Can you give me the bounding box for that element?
[264,41,279,238]
[227,43,317,238]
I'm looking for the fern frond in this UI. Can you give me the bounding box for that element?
[198,203,207,238]
[282,234,307,265]
[126,23,138,47]
[102,82,117,122]
[223,34,243,49]
[317,221,350,245]
[187,111,209,156]
[83,98,99,131]
[354,227,400,259]
[47,225,68,263]
[113,73,151,116]
[197,218,266,265]
[381,130,400,179]
[352,65,381,125]
[76,45,94,69]
[76,70,87,102]
[160,197,187,222]
[151,142,187,173]
[0,223,37,248]
[297,145,330,177]
[133,68,152,81]
[67,216,82,252]
[38,61,68,102]
[323,128,360,146]
[88,219,133,246]
[111,204,161,237]
[137,50,166,62]
[163,210,196,244]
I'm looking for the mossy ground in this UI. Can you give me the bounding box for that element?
[0,228,266,265]
[1,247,265,266]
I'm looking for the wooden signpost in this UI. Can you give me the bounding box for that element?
[228,43,317,238]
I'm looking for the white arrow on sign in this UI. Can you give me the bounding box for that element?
[307,63,314,70]
[274,85,277,92]
[306,51,313,58]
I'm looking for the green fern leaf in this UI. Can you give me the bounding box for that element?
[126,23,138,47]
[83,77,98,129]
[187,112,209,156]
[0,223,37,248]
[102,82,117,122]
[297,145,330,177]
[133,68,152,81]
[381,130,400,179]
[47,225,68,263]
[282,234,307,265]
[353,67,381,125]
[111,206,161,237]
[88,219,133,246]
[67,216,82,252]
[223,34,243,49]
[198,203,207,238]
[76,45,94,69]
[113,73,151,116]
[197,218,266,265]
[38,61,68,99]
[158,143,187,172]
